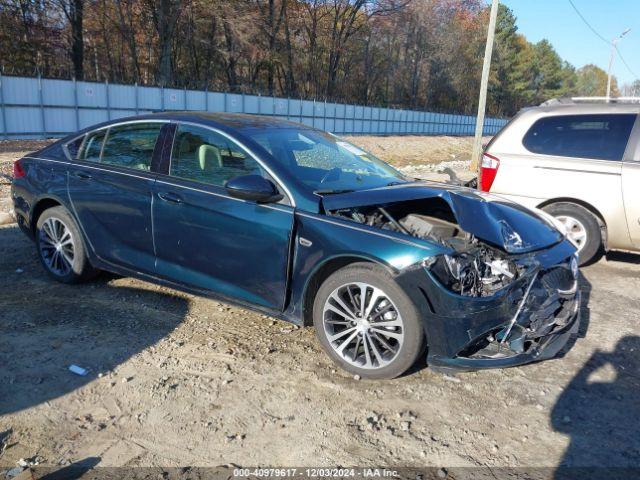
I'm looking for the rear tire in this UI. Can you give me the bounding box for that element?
[36,206,98,283]
[312,262,425,379]
[543,202,602,266]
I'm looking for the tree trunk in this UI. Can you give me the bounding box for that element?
[150,0,182,86]
[223,19,239,91]
[69,0,84,79]
[283,6,296,96]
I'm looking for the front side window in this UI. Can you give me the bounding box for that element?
[100,123,163,170]
[170,124,262,186]
[522,114,637,161]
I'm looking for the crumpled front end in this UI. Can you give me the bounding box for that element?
[397,239,581,371]
[321,184,581,371]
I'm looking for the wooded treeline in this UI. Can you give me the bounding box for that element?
[0,0,631,116]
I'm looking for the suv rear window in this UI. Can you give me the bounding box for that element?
[522,114,636,161]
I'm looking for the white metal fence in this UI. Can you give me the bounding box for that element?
[0,74,508,139]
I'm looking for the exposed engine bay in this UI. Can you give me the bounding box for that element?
[329,198,527,298]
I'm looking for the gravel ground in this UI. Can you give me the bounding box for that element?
[0,138,639,475]
[344,136,490,168]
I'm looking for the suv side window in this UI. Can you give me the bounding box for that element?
[100,123,163,170]
[170,124,262,186]
[522,114,637,161]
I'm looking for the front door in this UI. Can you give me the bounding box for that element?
[152,123,294,310]
[67,121,166,273]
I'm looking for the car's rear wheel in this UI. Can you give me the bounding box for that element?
[313,262,424,379]
[543,202,602,265]
[36,206,97,283]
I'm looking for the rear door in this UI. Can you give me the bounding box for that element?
[152,122,294,310]
[622,114,640,247]
[67,121,167,273]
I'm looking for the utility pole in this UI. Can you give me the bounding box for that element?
[606,28,631,101]
[470,0,499,178]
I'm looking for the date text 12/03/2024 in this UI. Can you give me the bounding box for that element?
[233,469,400,478]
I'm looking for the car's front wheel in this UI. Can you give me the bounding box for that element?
[313,262,425,379]
[36,206,97,283]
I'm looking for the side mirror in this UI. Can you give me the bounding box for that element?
[224,175,283,203]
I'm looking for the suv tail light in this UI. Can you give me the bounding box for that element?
[13,159,26,179]
[480,153,500,192]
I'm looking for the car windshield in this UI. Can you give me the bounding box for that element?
[243,127,407,193]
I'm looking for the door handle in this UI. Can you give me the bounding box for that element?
[157,192,183,204]
[73,171,92,180]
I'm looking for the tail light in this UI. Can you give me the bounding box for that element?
[480,153,500,192]
[13,159,26,179]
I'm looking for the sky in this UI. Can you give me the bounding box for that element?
[499,0,640,87]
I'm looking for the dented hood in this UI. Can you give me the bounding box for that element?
[320,183,564,253]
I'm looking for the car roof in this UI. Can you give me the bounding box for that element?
[58,112,311,143]
[120,111,309,131]
[522,102,640,115]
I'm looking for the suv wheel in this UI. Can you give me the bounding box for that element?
[543,202,602,265]
[313,262,425,379]
[36,206,98,283]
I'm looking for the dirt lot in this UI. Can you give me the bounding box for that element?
[0,138,639,474]
[344,135,488,168]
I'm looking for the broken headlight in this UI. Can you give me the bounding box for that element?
[425,246,519,297]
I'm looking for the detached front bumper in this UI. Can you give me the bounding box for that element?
[427,290,580,372]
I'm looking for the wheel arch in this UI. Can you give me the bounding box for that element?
[30,196,65,235]
[300,254,394,327]
[537,197,608,248]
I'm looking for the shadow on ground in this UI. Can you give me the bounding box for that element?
[0,225,189,416]
[553,334,640,473]
[605,251,640,265]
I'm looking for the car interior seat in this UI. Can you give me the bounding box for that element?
[198,144,222,171]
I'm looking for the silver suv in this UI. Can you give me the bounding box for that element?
[481,99,640,265]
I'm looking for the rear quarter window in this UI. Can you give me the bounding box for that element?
[522,114,637,161]
[64,135,85,160]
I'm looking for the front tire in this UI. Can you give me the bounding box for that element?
[36,206,97,283]
[313,262,425,379]
[543,202,603,266]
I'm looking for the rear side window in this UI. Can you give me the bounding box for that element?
[522,114,636,161]
[101,123,163,170]
[170,124,262,186]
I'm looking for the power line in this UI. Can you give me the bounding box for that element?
[615,45,639,82]
[568,0,638,82]
[567,0,609,45]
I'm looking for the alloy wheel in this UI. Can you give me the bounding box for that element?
[556,215,587,253]
[322,282,404,370]
[38,217,75,276]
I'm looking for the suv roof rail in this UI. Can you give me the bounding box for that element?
[540,96,640,106]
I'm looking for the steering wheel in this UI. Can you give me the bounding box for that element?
[319,167,342,184]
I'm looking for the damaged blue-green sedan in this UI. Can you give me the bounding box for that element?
[11,112,580,379]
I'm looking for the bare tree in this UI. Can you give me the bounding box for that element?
[54,0,85,79]
[145,0,183,85]
[254,0,287,95]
